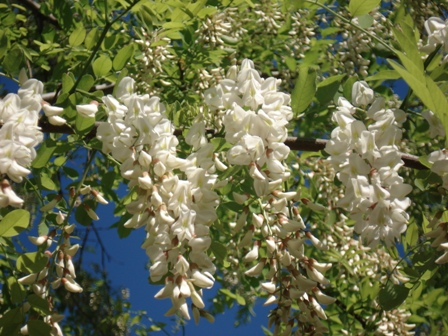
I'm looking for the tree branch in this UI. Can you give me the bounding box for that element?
[17,0,61,30]
[33,120,429,170]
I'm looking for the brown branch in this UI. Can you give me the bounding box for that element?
[17,0,61,30]
[34,120,428,170]
[284,137,428,170]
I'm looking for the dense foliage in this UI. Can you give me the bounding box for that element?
[1,0,448,335]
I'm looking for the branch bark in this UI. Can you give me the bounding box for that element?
[17,0,61,30]
[34,120,428,170]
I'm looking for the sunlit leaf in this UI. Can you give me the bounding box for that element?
[69,25,86,47]
[93,55,112,78]
[348,0,381,17]
[113,44,135,71]
[291,66,316,116]
[0,210,30,237]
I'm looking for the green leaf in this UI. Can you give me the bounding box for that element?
[3,47,24,74]
[40,173,57,191]
[348,0,380,17]
[75,200,95,226]
[211,138,232,152]
[113,44,134,71]
[291,66,316,116]
[16,252,48,274]
[0,30,8,59]
[365,70,400,82]
[28,320,52,335]
[0,209,30,237]
[62,166,79,180]
[54,156,67,167]
[392,24,422,72]
[389,58,448,143]
[378,283,410,310]
[78,74,95,92]
[0,307,23,332]
[221,201,243,212]
[357,14,374,29]
[210,241,227,262]
[61,73,75,94]
[316,74,345,106]
[69,25,86,47]
[85,27,100,50]
[75,113,95,134]
[32,140,56,169]
[285,56,297,72]
[424,76,448,145]
[93,55,112,78]
[405,221,418,248]
[28,294,52,316]
[321,27,342,37]
[220,165,243,180]
[219,288,236,299]
[6,277,26,305]
[235,294,246,306]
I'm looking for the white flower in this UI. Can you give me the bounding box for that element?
[352,81,374,106]
[48,115,67,126]
[422,110,446,138]
[76,103,98,118]
[421,17,448,53]
[61,275,83,293]
[227,134,265,165]
[0,140,32,182]
[115,77,135,100]
[42,104,64,117]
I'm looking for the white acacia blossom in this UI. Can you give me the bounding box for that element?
[205,59,335,333]
[421,17,448,53]
[96,77,219,321]
[326,81,411,247]
[0,72,66,207]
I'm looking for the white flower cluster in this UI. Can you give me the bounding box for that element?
[372,308,416,336]
[195,7,246,48]
[326,81,412,247]
[206,59,334,334]
[134,28,175,94]
[206,59,293,196]
[0,73,66,207]
[96,77,219,322]
[421,17,448,53]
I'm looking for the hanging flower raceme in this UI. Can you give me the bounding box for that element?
[325,81,411,247]
[96,77,219,322]
[18,224,81,335]
[205,59,335,333]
